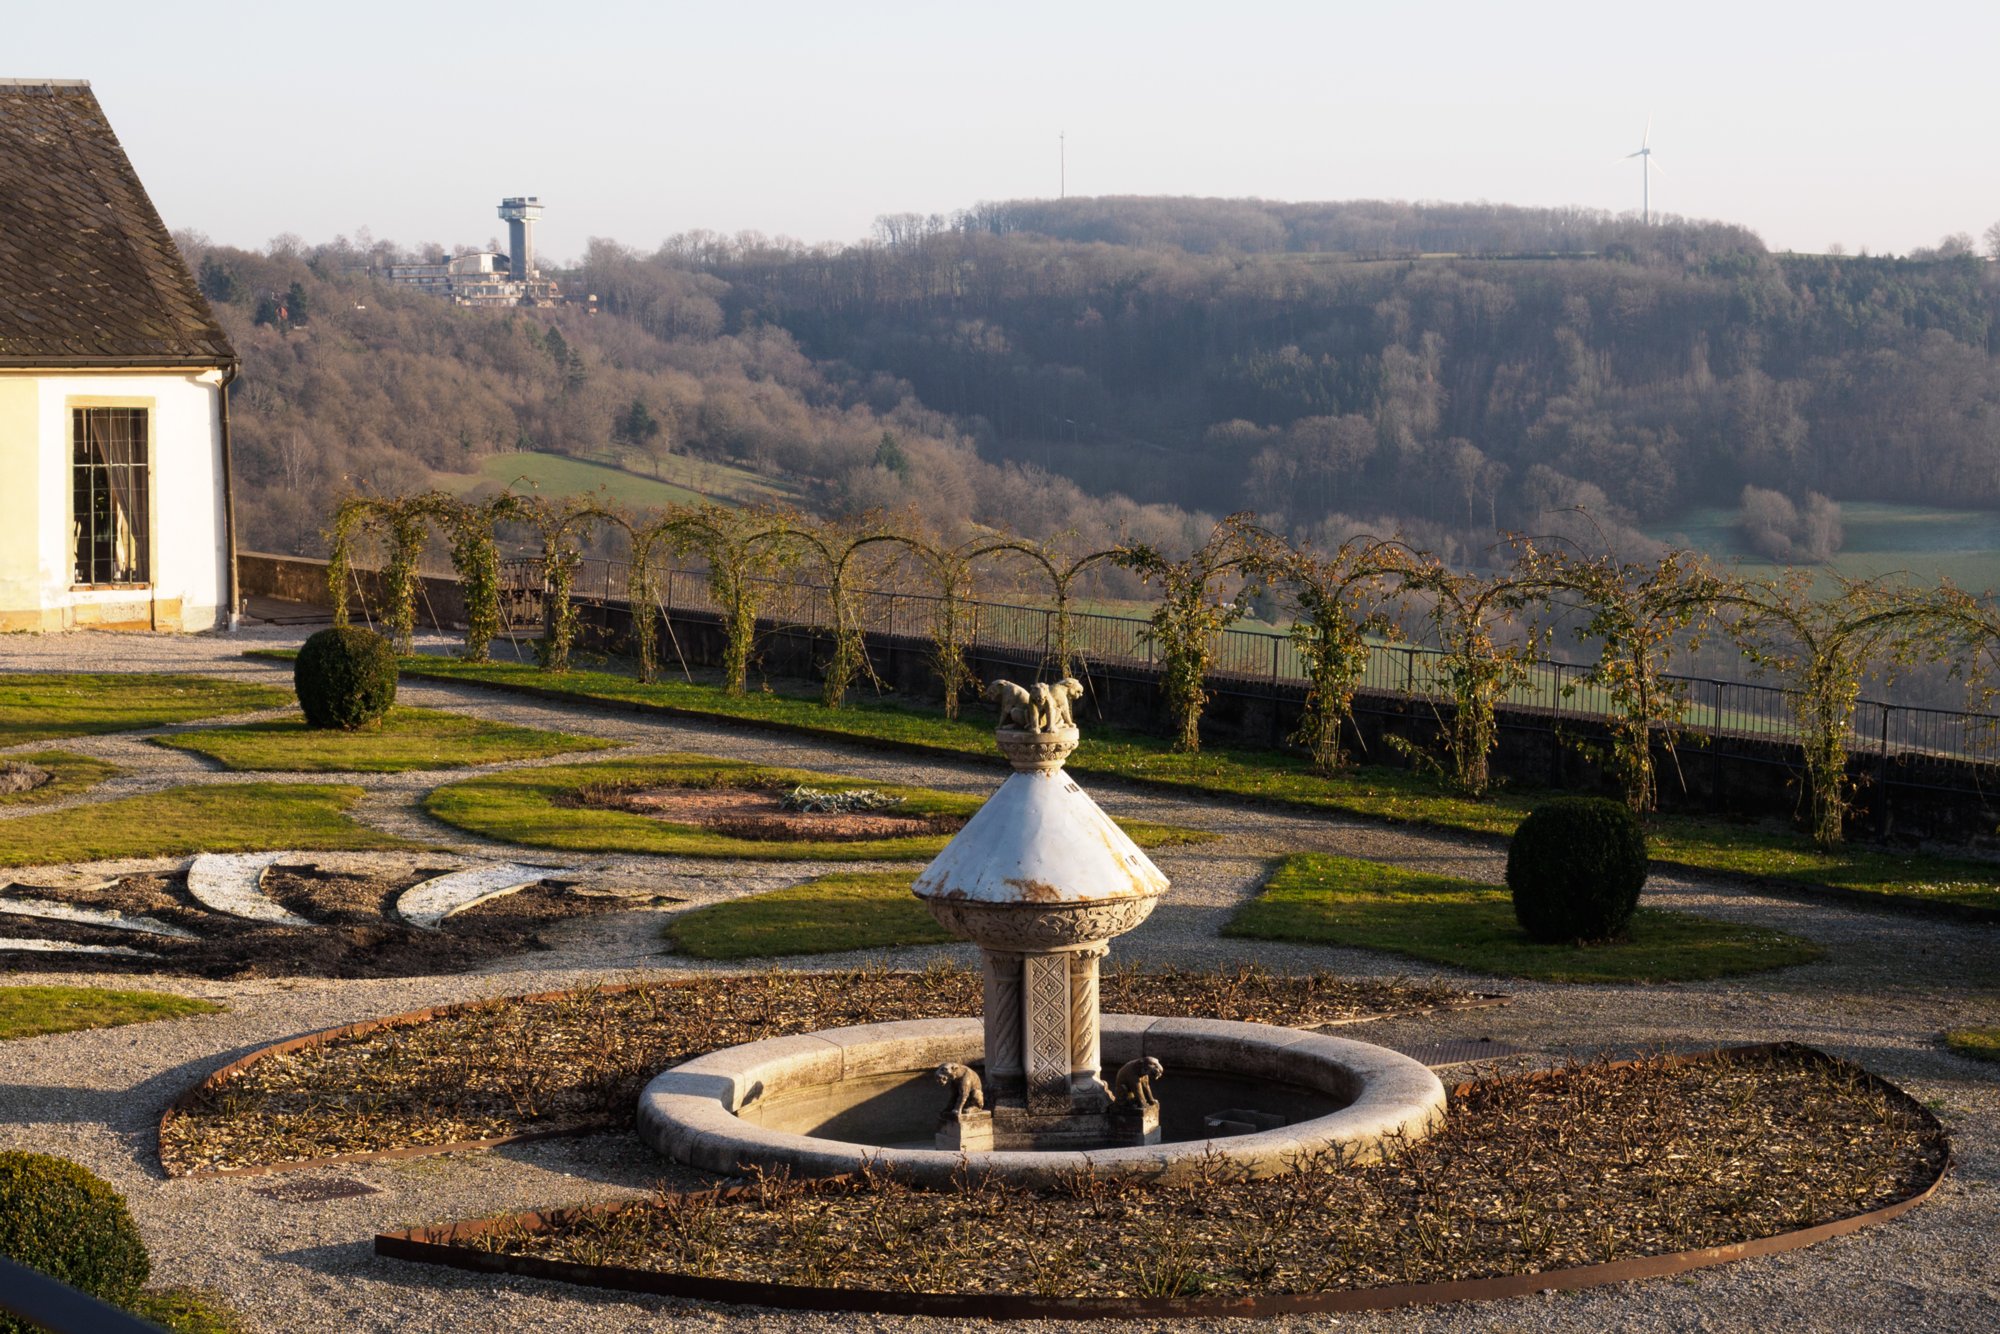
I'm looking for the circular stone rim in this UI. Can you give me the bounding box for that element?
[637,1015,1447,1186]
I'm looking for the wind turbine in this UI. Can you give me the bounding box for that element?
[1622,118,1664,223]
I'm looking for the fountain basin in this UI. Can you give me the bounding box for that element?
[639,1015,1446,1187]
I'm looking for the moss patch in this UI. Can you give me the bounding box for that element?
[1,674,289,744]
[666,872,949,959]
[0,783,410,868]
[424,755,1209,861]
[1224,854,1822,983]
[0,986,220,1040]
[151,706,617,773]
[1943,1026,2000,1063]
[0,751,120,806]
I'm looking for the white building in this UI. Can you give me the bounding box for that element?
[0,80,238,632]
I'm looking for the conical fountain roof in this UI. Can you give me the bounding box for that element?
[912,732,1169,906]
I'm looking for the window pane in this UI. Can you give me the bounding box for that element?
[71,407,150,584]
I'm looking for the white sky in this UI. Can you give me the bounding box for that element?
[14,0,1998,260]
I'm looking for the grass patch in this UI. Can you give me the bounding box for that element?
[150,705,618,773]
[129,1288,248,1334]
[1944,1026,2000,1063]
[0,750,120,805]
[0,783,410,868]
[1224,854,1822,983]
[0,985,220,1040]
[424,755,1208,861]
[0,673,289,744]
[665,871,948,959]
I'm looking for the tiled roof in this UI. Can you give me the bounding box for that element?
[0,80,234,366]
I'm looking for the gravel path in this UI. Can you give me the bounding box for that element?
[0,629,1995,1333]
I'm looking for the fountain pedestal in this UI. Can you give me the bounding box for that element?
[913,703,1169,1152]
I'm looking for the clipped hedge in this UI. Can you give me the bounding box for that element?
[0,1151,149,1331]
[294,626,397,730]
[1506,796,1649,944]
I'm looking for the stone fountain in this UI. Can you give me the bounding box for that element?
[913,677,1166,1151]
[638,680,1449,1186]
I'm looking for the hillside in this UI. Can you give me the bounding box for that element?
[188,197,2000,578]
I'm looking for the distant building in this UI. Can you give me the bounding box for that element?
[0,80,238,633]
[377,197,590,308]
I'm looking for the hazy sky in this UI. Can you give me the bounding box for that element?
[13,1,1997,260]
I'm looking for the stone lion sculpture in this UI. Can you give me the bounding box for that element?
[985,677,1084,732]
[981,679,1039,731]
[1112,1056,1164,1110]
[933,1061,985,1116]
[1036,677,1084,731]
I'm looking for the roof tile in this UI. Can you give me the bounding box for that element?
[0,82,234,365]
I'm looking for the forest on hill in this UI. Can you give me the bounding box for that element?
[184,195,2000,575]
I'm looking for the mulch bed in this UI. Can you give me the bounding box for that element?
[159,967,1473,1176]
[0,868,638,980]
[446,1046,1947,1302]
[568,785,963,843]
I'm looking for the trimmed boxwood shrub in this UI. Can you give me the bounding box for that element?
[294,626,398,730]
[0,1151,149,1330]
[1506,796,1649,944]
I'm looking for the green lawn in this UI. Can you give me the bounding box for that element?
[665,871,950,959]
[1944,1027,2000,1063]
[0,783,410,868]
[151,706,618,773]
[424,754,1208,861]
[1223,854,1822,983]
[0,673,291,745]
[438,450,804,511]
[0,985,221,1040]
[0,750,120,805]
[313,651,2000,916]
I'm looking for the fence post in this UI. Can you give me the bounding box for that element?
[1711,679,1724,806]
[1877,702,1892,837]
[1270,635,1280,683]
[1404,647,1416,696]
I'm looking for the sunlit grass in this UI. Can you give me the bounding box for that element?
[0,985,221,1040]
[664,871,950,959]
[152,705,617,773]
[0,782,410,867]
[0,750,120,805]
[1223,854,1823,983]
[0,673,289,744]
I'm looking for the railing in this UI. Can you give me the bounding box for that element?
[540,556,2000,768]
[0,1257,163,1333]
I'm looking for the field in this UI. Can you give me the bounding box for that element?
[436,450,804,511]
[1652,501,2000,593]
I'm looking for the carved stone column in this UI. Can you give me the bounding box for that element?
[1068,943,1110,1109]
[1022,952,1074,1114]
[980,949,1025,1102]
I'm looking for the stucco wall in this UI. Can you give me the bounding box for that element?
[0,369,227,631]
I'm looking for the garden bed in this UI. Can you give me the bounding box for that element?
[378,1045,1948,1315]
[158,967,1481,1177]
[0,861,655,980]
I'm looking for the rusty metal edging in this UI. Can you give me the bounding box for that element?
[161,978,1502,1179]
[369,1044,1951,1321]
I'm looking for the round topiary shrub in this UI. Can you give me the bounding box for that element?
[294,625,398,730]
[0,1152,149,1329]
[1506,796,1649,944]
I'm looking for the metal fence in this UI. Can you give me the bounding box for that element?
[557,557,2000,769]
